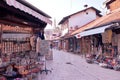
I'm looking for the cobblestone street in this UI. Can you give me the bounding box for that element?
[37,49,120,80]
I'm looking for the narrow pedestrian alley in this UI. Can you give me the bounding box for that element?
[37,49,120,80]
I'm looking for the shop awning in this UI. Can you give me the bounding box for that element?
[6,0,52,25]
[75,25,111,38]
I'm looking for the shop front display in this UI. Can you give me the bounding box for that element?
[101,29,119,58]
[0,0,52,79]
[117,34,120,54]
[0,24,42,79]
[81,36,91,56]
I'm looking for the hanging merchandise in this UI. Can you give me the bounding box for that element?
[112,32,118,46]
[118,34,120,54]
[102,30,112,43]
[102,31,106,43]
[92,36,97,47]
[30,35,36,51]
[107,30,112,43]
[97,34,103,47]
[37,31,45,40]
[36,37,41,53]
[0,58,2,66]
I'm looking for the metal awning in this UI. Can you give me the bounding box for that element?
[6,0,52,25]
[75,25,111,38]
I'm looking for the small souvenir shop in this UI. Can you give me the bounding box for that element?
[80,36,91,55]
[91,25,120,59]
[79,23,120,59]
[0,0,52,80]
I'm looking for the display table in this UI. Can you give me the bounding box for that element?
[15,63,42,77]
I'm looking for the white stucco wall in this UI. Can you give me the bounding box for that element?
[69,9,97,29]
[61,28,68,36]
[61,21,69,36]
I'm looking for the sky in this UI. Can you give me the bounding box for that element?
[25,0,106,29]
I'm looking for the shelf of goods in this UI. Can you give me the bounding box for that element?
[2,38,30,54]
[14,51,43,76]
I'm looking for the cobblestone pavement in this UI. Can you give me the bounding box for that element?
[37,49,120,80]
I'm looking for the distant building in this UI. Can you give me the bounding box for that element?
[58,7,102,51]
[59,7,102,37]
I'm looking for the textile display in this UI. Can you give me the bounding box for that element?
[118,34,120,53]
[36,37,41,53]
[92,36,97,47]
[102,30,112,43]
[112,32,118,46]
[30,35,36,50]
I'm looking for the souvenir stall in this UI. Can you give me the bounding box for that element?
[102,30,114,58]
[0,24,43,80]
[113,28,120,55]
[90,34,103,55]
[80,36,91,56]
[0,0,52,79]
[97,29,120,69]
